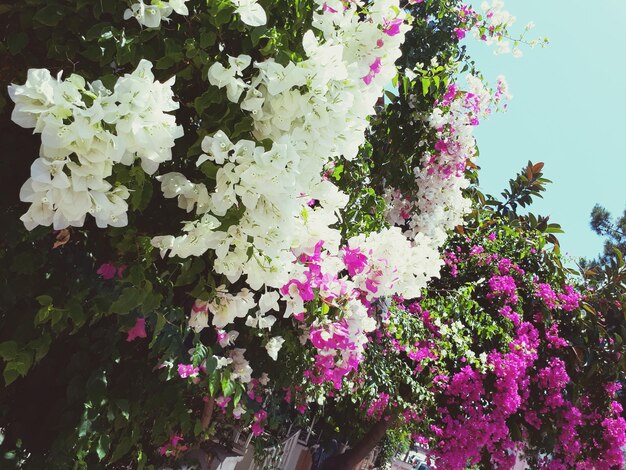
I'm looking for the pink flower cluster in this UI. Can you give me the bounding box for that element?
[96,262,126,280]
[429,320,539,468]
[158,434,188,457]
[251,409,268,437]
[487,275,519,304]
[366,392,391,420]
[535,282,582,312]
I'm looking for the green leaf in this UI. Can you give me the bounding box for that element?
[208,370,220,396]
[110,434,133,463]
[97,435,110,460]
[421,77,431,96]
[332,164,344,181]
[36,295,53,306]
[3,367,20,386]
[233,384,243,406]
[197,161,218,182]
[149,312,167,348]
[33,5,65,26]
[199,29,217,48]
[0,341,18,361]
[221,376,235,397]
[250,26,267,47]
[110,287,144,314]
[175,259,206,287]
[194,88,222,116]
[34,306,51,326]
[130,178,153,212]
[115,399,130,420]
[7,32,28,55]
[67,300,86,329]
[78,415,91,437]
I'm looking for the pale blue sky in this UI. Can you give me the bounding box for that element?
[466,0,626,261]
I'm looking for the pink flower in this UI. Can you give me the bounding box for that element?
[454,27,466,39]
[177,363,200,378]
[343,246,368,276]
[116,264,127,278]
[126,317,147,342]
[97,262,126,280]
[251,410,268,437]
[362,57,382,85]
[215,396,232,412]
[322,2,337,13]
[383,18,403,37]
[369,57,382,74]
[159,435,188,457]
[434,139,448,153]
[97,263,117,280]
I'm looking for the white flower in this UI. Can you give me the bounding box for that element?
[9,61,182,231]
[208,55,252,103]
[259,372,270,385]
[123,0,188,28]
[259,291,280,314]
[245,312,276,329]
[265,336,285,361]
[215,356,234,369]
[233,404,246,419]
[230,348,253,383]
[189,305,209,333]
[218,330,240,347]
[231,0,267,27]
[123,1,166,28]
[208,287,255,328]
[169,0,189,15]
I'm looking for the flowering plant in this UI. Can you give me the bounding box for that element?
[0,0,620,468]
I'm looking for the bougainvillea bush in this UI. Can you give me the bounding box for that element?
[255,164,626,470]
[0,0,621,468]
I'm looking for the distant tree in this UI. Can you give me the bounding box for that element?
[588,205,626,265]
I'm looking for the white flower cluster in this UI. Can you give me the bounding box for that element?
[154,0,410,292]
[385,75,499,250]
[480,0,516,29]
[8,60,183,230]
[191,286,256,330]
[477,0,520,56]
[151,0,443,364]
[124,0,189,28]
[348,227,444,300]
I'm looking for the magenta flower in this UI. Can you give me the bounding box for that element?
[215,395,232,412]
[369,57,382,74]
[343,246,368,276]
[251,409,268,437]
[126,317,147,342]
[322,2,337,13]
[97,262,127,280]
[97,263,117,280]
[383,18,403,37]
[177,363,200,378]
[159,434,188,457]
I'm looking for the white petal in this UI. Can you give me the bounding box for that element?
[238,2,267,27]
